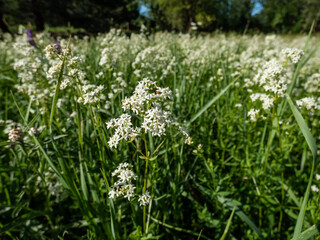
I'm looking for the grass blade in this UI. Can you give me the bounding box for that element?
[220,206,236,240]
[286,94,317,239]
[294,223,320,240]
[217,196,264,239]
[189,78,237,124]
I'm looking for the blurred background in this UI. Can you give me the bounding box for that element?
[1,0,320,34]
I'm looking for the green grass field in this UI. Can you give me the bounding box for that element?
[0,29,320,239]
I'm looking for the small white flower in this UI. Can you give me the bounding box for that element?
[248,109,260,121]
[28,127,38,136]
[281,48,304,64]
[8,128,23,142]
[138,191,151,206]
[311,185,319,193]
[296,97,319,110]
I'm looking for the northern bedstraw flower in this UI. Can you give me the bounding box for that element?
[8,128,23,143]
[250,93,274,110]
[296,97,320,110]
[138,191,151,206]
[108,163,137,201]
[311,185,319,193]
[281,48,304,64]
[107,78,192,148]
[248,48,303,121]
[28,127,39,136]
[77,84,106,105]
[248,109,259,121]
[106,114,141,149]
[304,73,320,93]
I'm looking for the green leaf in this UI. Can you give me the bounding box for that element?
[294,223,320,240]
[189,78,237,124]
[80,161,89,201]
[217,196,265,239]
[0,211,43,233]
[286,94,317,239]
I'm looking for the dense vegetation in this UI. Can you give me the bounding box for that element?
[1,0,320,33]
[0,28,320,239]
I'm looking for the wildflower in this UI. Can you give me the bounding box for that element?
[26,29,36,47]
[138,191,151,206]
[316,174,320,181]
[311,185,319,193]
[109,163,137,201]
[248,109,259,121]
[106,114,141,149]
[28,127,39,136]
[281,48,303,64]
[77,84,105,105]
[250,93,274,110]
[44,44,59,59]
[8,128,23,142]
[121,78,172,114]
[296,97,320,110]
[142,107,172,137]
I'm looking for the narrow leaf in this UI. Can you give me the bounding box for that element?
[189,79,237,124]
[286,94,317,239]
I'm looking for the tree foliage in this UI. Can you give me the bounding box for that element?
[1,0,320,33]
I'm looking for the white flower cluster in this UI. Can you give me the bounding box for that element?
[141,107,173,137]
[77,84,106,105]
[106,114,141,149]
[8,128,23,142]
[122,78,172,114]
[250,93,274,110]
[108,163,137,201]
[132,45,176,80]
[107,78,192,148]
[248,109,260,122]
[258,59,287,96]
[28,127,39,136]
[304,73,320,93]
[281,48,304,64]
[138,191,151,206]
[296,97,320,110]
[311,185,319,193]
[251,48,303,99]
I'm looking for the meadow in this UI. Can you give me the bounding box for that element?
[0,27,320,239]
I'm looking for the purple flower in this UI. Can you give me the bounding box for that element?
[26,29,37,47]
[54,39,62,53]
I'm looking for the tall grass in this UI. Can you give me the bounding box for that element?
[0,30,320,239]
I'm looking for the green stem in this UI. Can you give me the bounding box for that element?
[143,134,149,233]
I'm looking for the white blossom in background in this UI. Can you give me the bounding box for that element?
[311,185,319,193]
[304,73,320,93]
[316,174,320,181]
[281,48,304,64]
[248,109,260,121]
[250,93,274,110]
[8,128,23,142]
[28,127,39,136]
[296,97,320,110]
[250,48,303,100]
[77,84,105,105]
